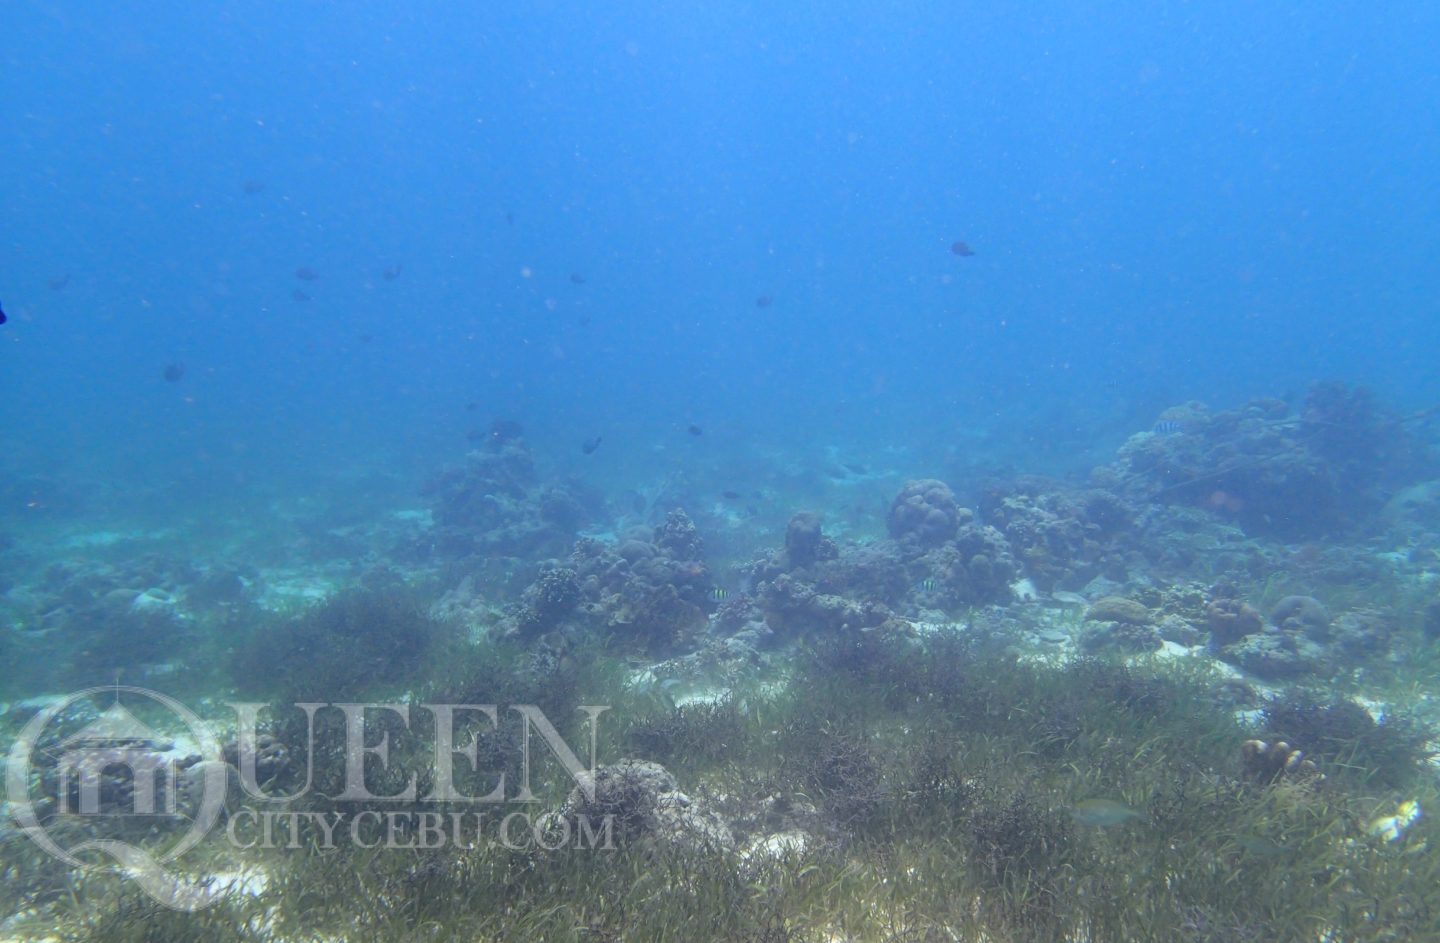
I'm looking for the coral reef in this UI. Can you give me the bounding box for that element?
[783,511,836,569]
[745,484,1018,644]
[1080,619,1162,653]
[888,478,967,547]
[420,435,591,563]
[1198,589,1394,681]
[980,478,1134,591]
[497,510,715,655]
[8,382,1440,942]
[1079,596,1161,652]
[757,573,890,637]
[509,566,582,639]
[1224,627,1327,679]
[1206,596,1265,646]
[1103,383,1432,539]
[938,521,1020,606]
[1270,595,1330,637]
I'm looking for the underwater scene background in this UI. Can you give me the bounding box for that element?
[3,2,1440,941]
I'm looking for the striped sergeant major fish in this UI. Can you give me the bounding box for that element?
[1152,419,1191,436]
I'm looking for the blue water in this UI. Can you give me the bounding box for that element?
[4,1,1439,520]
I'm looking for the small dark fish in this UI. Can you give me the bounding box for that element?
[163,362,186,383]
[582,436,603,455]
[754,295,773,308]
[291,288,311,302]
[721,490,742,500]
[466,402,479,412]
[950,240,975,257]
[0,300,8,325]
[242,180,266,195]
[358,333,374,344]
[47,274,69,291]
[504,211,514,226]
[295,266,319,281]
[843,462,868,475]
[569,273,586,285]
[382,264,403,281]
[578,315,593,327]
[687,425,703,436]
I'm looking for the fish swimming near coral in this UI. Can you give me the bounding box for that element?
[1071,799,1144,827]
[1152,419,1190,435]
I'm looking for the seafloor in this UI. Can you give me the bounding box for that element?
[3,381,1440,942]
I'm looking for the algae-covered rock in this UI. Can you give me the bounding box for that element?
[1225,631,1326,679]
[1085,596,1153,626]
[1156,614,1203,646]
[1080,619,1163,653]
[554,759,734,853]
